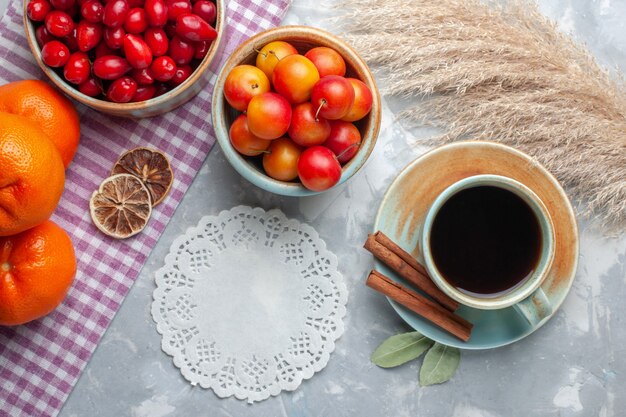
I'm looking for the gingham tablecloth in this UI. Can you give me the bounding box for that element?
[0,0,291,415]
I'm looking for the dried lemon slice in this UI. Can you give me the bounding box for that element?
[90,174,152,239]
[111,147,173,206]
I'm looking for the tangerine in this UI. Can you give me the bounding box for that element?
[0,112,65,236]
[0,220,76,326]
[0,80,80,168]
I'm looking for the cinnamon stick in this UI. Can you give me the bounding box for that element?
[367,270,472,342]
[364,234,459,311]
[374,231,428,278]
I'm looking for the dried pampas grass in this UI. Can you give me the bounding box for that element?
[338,0,626,232]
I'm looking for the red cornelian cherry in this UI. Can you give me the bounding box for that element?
[124,7,148,34]
[143,27,168,56]
[50,0,76,10]
[144,0,167,27]
[123,33,153,69]
[93,55,132,79]
[27,0,52,22]
[76,20,103,52]
[175,13,217,42]
[167,35,194,65]
[63,52,91,84]
[41,40,70,67]
[45,11,74,37]
[149,55,176,81]
[169,64,192,86]
[131,85,157,101]
[166,0,191,21]
[104,25,125,48]
[35,26,55,47]
[78,76,103,97]
[192,0,216,24]
[193,40,209,60]
[107,76,137,102]
[130,67,154,85]
[80,0,104,22]
[102,0,129,28]
[63,28,79,51]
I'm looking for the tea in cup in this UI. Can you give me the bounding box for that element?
[421,174,555,325]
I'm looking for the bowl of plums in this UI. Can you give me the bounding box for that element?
[212,26,381,196]
[24,0,224,118]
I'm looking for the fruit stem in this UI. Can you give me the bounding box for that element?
[253,47,267,58]
[314,99,327,122]
[336,142,361,160]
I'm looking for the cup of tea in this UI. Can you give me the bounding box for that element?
[420,174,555,326]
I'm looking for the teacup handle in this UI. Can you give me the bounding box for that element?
[514,288,553,326]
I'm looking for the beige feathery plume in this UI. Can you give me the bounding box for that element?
[338,0,626,231]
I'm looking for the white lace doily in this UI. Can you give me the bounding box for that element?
[151,206,348,403]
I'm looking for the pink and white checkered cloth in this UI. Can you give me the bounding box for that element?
[0,0,291,415]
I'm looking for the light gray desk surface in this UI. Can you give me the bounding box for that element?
[2,0,624,416]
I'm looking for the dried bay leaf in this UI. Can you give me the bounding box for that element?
[419,342,460,386]
[371,332,434,368]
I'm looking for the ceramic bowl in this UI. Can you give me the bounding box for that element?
[23,0,225,118]
[212,26,381,197]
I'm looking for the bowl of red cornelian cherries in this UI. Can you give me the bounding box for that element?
[24,0,224,117]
